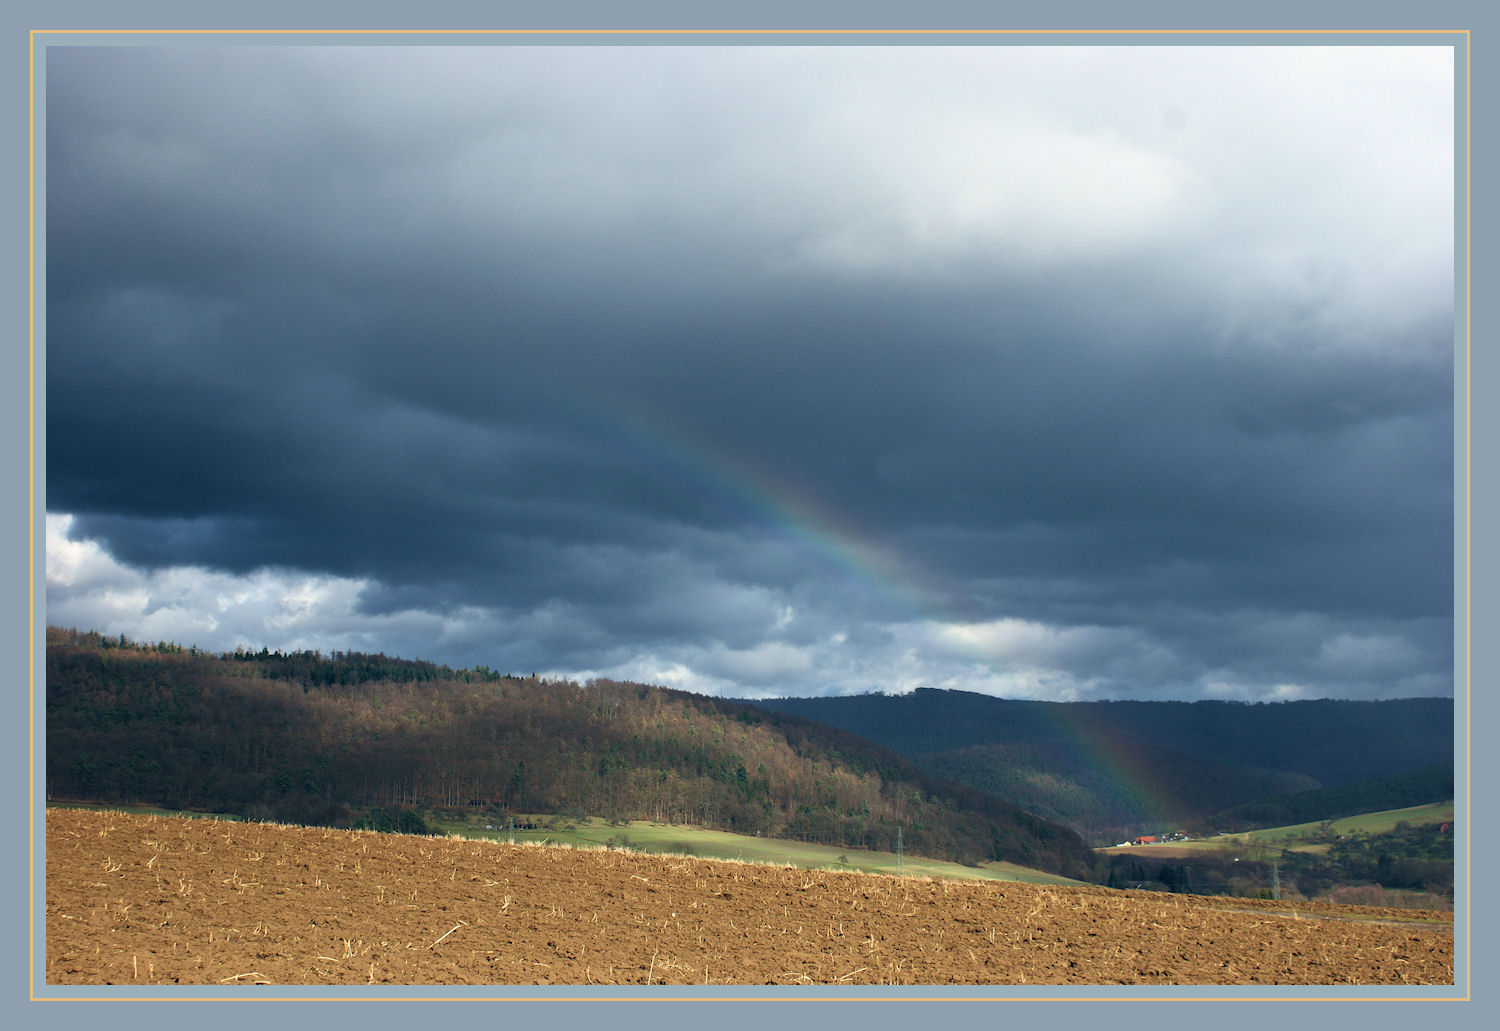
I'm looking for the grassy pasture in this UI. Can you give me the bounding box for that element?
[1245,800,1454,841]
[1096,800,1455,860]
[46,802,1083,885]
[431,813,1088,885]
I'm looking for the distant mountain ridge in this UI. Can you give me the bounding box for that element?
[748,689,1454,841]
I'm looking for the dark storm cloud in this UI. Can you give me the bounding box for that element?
[44,45,1455,699]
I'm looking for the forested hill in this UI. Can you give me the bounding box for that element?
[749,689,1454,839]
[43,628,1098,880]
[1206,764,1455,831]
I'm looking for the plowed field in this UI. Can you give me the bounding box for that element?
[44,809,1454,986]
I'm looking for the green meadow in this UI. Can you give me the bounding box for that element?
[47,802,1083,885]
[431,813,1088,886]
[1103,800,1455,859]
[1233,800,1454,852]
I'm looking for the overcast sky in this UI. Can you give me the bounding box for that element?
[44,45,1456,701]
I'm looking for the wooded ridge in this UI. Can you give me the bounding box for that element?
[43,628,1098,879]
[749,688,1454,840]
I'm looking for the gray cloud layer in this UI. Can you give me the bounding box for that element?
[45,45,1455,700]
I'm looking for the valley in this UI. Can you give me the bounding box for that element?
[43,627,1459,928]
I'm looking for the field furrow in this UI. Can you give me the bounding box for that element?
[44,809,1454,987]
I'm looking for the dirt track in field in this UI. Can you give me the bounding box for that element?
[44,809,1454,987]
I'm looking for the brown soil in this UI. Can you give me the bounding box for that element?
[44,809,1454,987]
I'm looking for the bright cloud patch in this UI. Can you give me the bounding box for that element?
[44,46,1453,704]
[45,513,1450,703]
[48,514,416,657]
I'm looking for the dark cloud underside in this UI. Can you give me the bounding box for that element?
[45,46,1454,700]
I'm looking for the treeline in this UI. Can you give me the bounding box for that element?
[50,627,473,686]
[1208,765,1455,832]
[43,628,1098,880]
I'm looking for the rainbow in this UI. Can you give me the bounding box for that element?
[506,375,1197,823]
[549,377,957,625]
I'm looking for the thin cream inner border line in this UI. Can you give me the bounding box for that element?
[27,26,1473,1002]
[25,28,1473,33]
[1463,25,1473,1002]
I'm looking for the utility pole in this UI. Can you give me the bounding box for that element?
[1272,860,1281,901]
[896,825,903,876]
